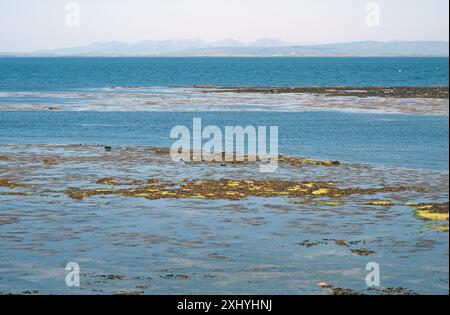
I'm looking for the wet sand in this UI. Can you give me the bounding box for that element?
[0,144,448,295]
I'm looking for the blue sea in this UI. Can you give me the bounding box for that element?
[0,57,448,171]
[0,57,449,295]
[0,111,448,171]
[0,57,448,90]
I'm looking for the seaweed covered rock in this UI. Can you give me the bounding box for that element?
[65,178,415,201]
[414,203,449,221]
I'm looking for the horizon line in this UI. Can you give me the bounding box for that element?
[1,39,449,55]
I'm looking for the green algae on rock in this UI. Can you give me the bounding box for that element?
[317,282,364,295]
[413,203,449,221]
[427,223,449,232]
[367,200,394,206]
[149,147,341,168]
[96,178,121,185]
[65,178,416,201]
[316,201,345,206]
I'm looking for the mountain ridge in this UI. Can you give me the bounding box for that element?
[3,39,449,57]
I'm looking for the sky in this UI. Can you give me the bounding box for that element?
[0,0,449,52]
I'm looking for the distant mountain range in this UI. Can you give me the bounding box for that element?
[4,39,449,57]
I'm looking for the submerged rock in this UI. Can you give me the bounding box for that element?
[42,158,58,165]
[113,290,144,295]
[427,224,449,232]
[331,287,365,296]
[201,86,449,99]
[350,249,376,256]
[369,287,419,295]
[0,217,18,226]
[318,282,418,295]
[316,201,344,206]
[0,178,24,188]
[96,178,121,185]
[160,274,189,280]
[98,274,126,281]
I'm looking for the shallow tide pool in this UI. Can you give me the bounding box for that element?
[0,144,448,295]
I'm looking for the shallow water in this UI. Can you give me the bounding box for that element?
[0,144,448,295]
[0,109,448,294]
[0,86,448,115]
[0,57,448,295]
[0,111,448,171]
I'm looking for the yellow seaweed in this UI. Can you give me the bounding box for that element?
[415,210,449,221]
[190,195,206,199]
[274,191,290,196]
[287,185,303,191]
[369,201,394,206]
[428,224,449,232]
[96,178,120,185]
[312,188,329,195]
[417,205,433,210]
[317,201,344,206]
[133,193,151,198]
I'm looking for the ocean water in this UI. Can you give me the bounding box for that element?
[0,142,447,295]
[0,57,448,91]
[0,111,448,171]
[0,57,449,171]
[0,57,449,295]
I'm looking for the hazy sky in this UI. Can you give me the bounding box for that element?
[0,0,448,52]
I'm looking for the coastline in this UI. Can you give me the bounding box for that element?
[0,59,448,295]
[0,144,448,294]
[0,86,448,115]
[194,86,449,99]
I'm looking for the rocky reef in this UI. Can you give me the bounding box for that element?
[196,86,449,99]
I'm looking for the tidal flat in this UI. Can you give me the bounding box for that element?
[195,86,449,99]
[0,144,448,295]
[0,86,448,115]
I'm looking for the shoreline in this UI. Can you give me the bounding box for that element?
[0,143,448,294]
[193,86,449,99]
[0,86,448,115]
